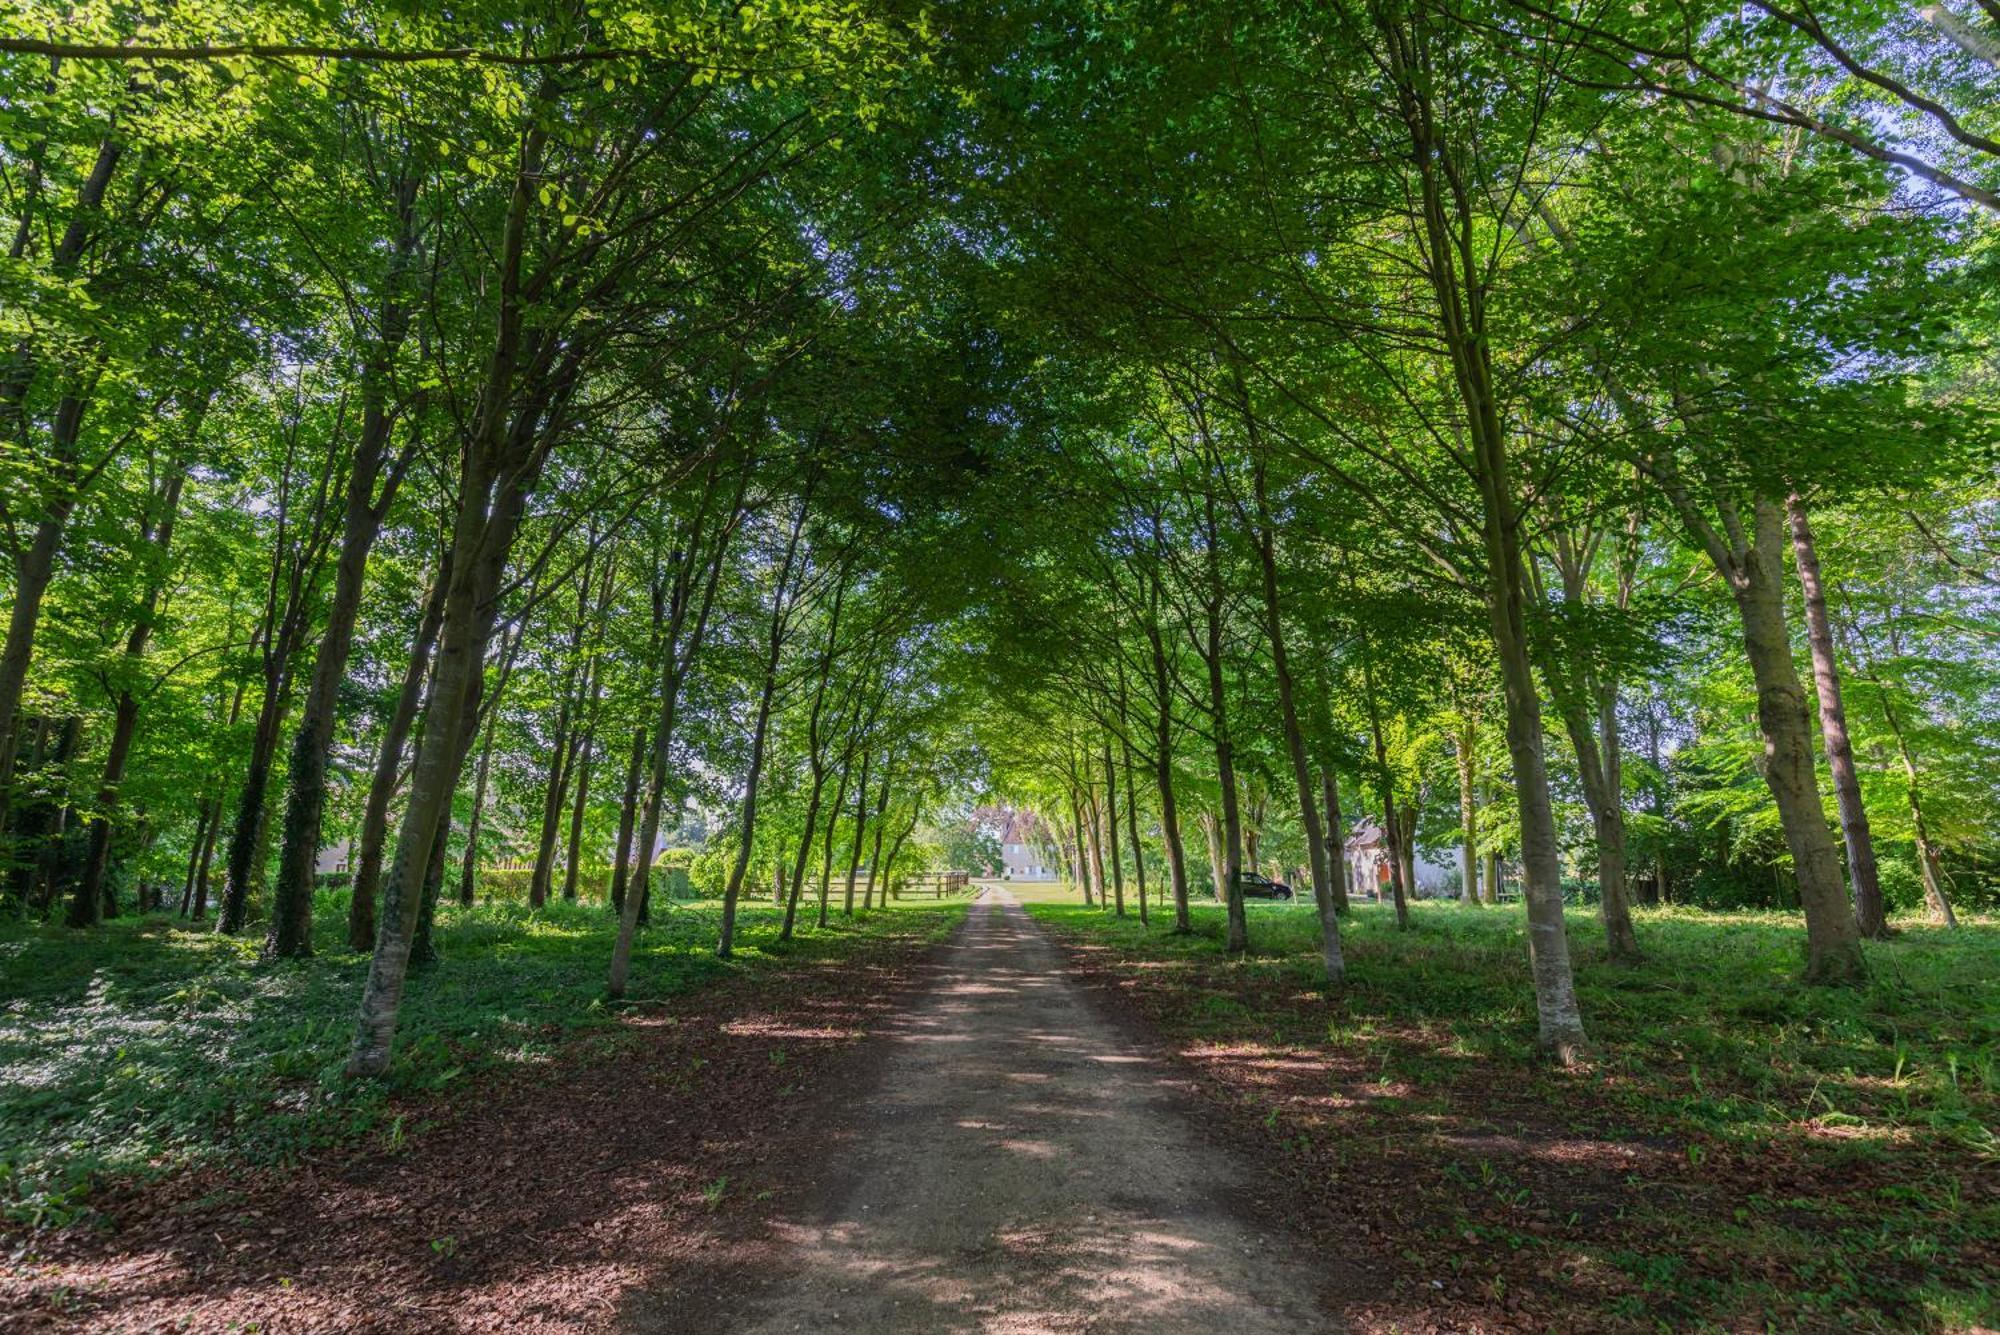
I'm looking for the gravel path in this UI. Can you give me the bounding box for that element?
[664,888,1341,1333]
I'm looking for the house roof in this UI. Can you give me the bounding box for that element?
[989,806,1046,843]
[1344,817,1387,852]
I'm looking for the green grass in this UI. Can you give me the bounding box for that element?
[1027,895,2000,1330]
[1029,896,1997,1140]
[991,879,1092,905]
[0,891,963,1228]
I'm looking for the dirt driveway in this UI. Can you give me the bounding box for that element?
[643,888,1345,1333]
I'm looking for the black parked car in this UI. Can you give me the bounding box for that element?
[1237,871,1293,900]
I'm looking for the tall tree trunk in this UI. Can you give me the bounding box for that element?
[1068,784,1092,905]
[529,692,575,909]
[1322,770,1350,912]
[27,719,80,913]
[1384,15,1587,1056]
[1082,772,1107,910]
[1118,729,1149,927]
[70,693,140,928]
[267,181,421,960]
[779,624,842,941]
[815,756,853,930]
[609,724,646,912]
[1539,523,1644,958]
[1456,723,1480,905]
[560,713,598,902]
[1243,783,1264,877]
[1559,708,1641,959]
[1877,691,1957,928]
[781,831,811,932]
[266,519,384,954]
[1598,690,1642,959]
[1248,452,1340,978]
[191,776,222,920]
[876,804,922,907]
[349,460,530,1069]
[6,717,51,905]
[0,139,126,840]
[0,518,69,839]
[1644,706,1669,905]
[610,538,732,990]
[608,451,746,995]
[842,746,872,918]
[1201,615,1248,950]
[180,796,217,917]
[1145,611,1192,932]
[1359,647,1410,930]
[410,800,457,966]
[414,595,521,964]
[1102,737,1126,918]
[1787,493,1886,938]
[1729,498,1866,982]
[718,504,804,959]
[1476,506,1587,1052]
[1398,800,1419,899]
[73,470,185,924]
[716,675,777,958]
[217,664,297,934]
[1200,809,1224,906]
[348,231,561,1073]
[862,765,890,911]
[349,561,448,949]
[1382,801,1411,928]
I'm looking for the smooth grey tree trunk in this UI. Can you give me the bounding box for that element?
[1321,770,1350,913]
[560,706,600,900]
[1118,728,1149,926]
[1729,499,1866,982]
[842,746,871,917]
[718,505,804,959]
[862,764,890,911]
[609,725,646,912]
[815,757,853,929]
[349,563,447,949]
[1145,609,1192,932]
[1101,737,1126,917]
[1082,768,1107,910]
[1456,724,1480,905]
[1383,20,1587,1055]
[1787,493,1886,937]
[1249,454,1340,978]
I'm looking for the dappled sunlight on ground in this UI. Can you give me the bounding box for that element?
[0,899,966,1331]
[630,889,1357,1333]
[1029,899,2000,1331]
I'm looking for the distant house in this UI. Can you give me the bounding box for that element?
[1344,818,1454,899]
[997,809,1056,881]
[317,839,352,877]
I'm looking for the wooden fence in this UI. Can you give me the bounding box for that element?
[893,870,973,900]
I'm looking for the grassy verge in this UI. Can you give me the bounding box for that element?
[0,892,964,1228]
[1027,896,1998,1332]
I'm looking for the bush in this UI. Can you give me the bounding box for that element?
[1683,863,1791,910]
[1876,856,1925,913]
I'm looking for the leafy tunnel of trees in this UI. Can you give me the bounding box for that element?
[0,0,1995,1086]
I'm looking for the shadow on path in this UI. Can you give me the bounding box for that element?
[631,889,1349,1333]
